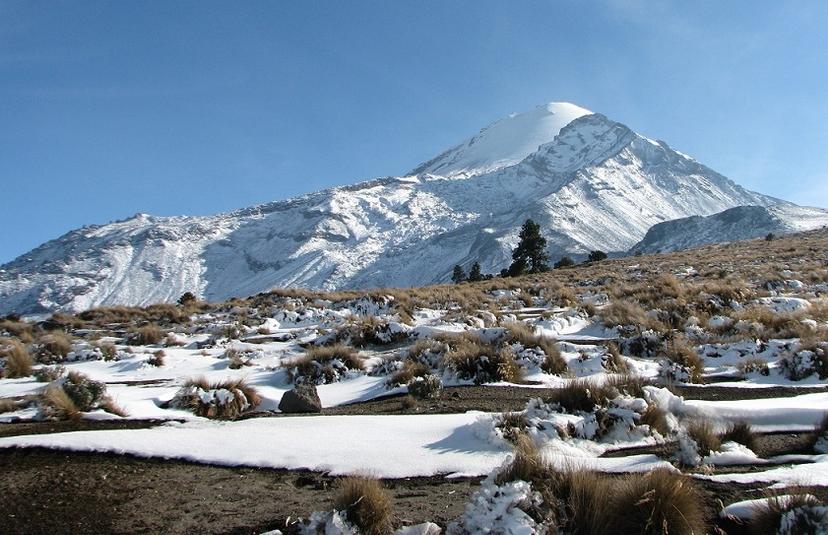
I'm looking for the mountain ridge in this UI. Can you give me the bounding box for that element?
[2,103,826,315]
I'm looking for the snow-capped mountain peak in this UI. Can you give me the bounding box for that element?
[2,102,827,315]
[410,101,592,178]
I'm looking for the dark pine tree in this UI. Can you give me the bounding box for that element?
[468,262,483,282]
[553,256,575,269]
[508,219,549,276]
[451,264,466,284]
[587,250,608,262]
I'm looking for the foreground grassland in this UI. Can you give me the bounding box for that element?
[1,229,827,534]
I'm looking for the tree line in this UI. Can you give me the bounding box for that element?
[450,219,608,284]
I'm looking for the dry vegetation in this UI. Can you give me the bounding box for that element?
[333,476,394,535]
[492,438,706,534]
[172,377,261,419]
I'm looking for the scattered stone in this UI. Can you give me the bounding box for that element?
[278,384,322,413]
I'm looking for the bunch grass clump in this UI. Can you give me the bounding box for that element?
[35,332,73,363]
[0,339,34,378]
[127,324,165,346]
[442,333,524,384]
[721,421,757,451]
[611,469,705,535]
[333,475,394,535]
[289,344,363,384]
[749,490,826,535]
[172,377,261,419]
[685,418,722,457]
[497,322,571,376]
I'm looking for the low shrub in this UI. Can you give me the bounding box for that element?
[62,371,107,411]
[172,377,261,419]
[0,339,34,378]
[34,365,65,382]
[333,476,394,535]
[94,341,118,361]
[407,374,442,399]
[443,335,524,384]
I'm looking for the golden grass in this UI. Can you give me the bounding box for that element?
[41,385,81,421]
[128,324,165,346]
[0,398,18,414]
[36,332,73,362]
[610,469,705,535]
[333,475,394,535]
[1,339,34,378]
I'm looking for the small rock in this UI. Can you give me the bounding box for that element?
[278,384,322,413]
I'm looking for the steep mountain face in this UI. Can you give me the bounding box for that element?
[2,103,825,315]
[630,204,828,254]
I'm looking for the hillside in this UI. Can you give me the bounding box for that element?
[2,102,827,315]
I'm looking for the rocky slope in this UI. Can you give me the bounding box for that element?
[2,102,825,314]
[630,204,828,254]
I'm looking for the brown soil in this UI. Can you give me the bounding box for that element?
[0,447,480,535]
[2,446,825,535]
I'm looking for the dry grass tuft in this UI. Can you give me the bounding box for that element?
[1,339,34,378]
[41,385,81,421]
[662,336,703,384]
[602,342,628,374]
[442,334,524,384]
[173,377,262,419]
[388,360,430,387]
[36,332,73,363]
[146,350,165,367]
[128,324,165,346]
[685,418,721,456]
[611,469,705,535]
[0,398,18,414]
[290,344,363,384]
[640,403,671,436]
[548,375,647,413]
[496,433,547,485]
[721,421,757,451]
[749,490,824,535]
[333,475,394,535]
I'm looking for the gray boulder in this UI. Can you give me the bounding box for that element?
[278,384,322,413]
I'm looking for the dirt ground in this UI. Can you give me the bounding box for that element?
[1,383,825,534]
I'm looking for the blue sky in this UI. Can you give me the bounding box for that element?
[2,1,827,264]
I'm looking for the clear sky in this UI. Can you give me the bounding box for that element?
[2,1,827,264]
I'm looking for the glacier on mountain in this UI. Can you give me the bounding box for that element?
[1,103,826,314]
